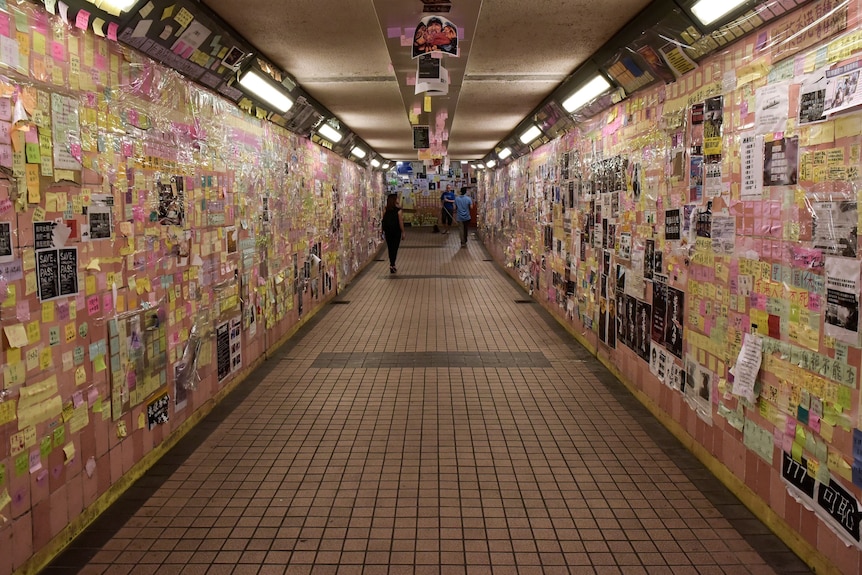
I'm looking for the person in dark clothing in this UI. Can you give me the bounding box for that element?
[382,194,405,273]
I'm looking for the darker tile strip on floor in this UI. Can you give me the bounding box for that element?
[311,351,552,369]
[380,274,487,279]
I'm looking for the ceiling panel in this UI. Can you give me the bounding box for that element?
[202,0,655,162]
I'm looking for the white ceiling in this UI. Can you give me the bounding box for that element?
[203,0,653,161]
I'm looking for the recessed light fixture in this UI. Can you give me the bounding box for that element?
[486,159,496,168]
[238,68,294,114]
[519,125,542,145]
[562,75,611,113]
[317,123,343,143]
[690,0,749,26]
[498,147,512,160]
[371,158,380,167]
[350,146,366,159]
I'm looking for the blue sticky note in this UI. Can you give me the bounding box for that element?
[853,429,862,461]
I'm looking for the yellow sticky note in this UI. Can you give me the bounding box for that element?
[137,412,145,429]
[32,32,45,55]
[65,323,76,343]
[23,249,35,271]
[26,164,40,203]
[85,275,96,296]
[3,324,28,348]
[26,321,40,344]
[24,272,36,296]
[62,442,75,463]
[93,355,106,372]
[41,302,55,323]
[75,366,86,386]
[86,258,101,271]
[424,96,432,112]
[39,347,53,370]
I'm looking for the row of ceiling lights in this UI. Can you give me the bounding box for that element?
[477,0,759,170]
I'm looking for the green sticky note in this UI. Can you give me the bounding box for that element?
[12,9,27,32]
[791,441,804,462]
[15,453,28,476]
[25,143,40,164]
[838,386,852,410]
[40,436,52,459]
[53,426,65,448]
[94,355,106,372]
[0,462,5,485]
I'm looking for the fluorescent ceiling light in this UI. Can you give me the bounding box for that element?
[238,69,293,114]
[317,123,343,143]
[90,0,138,15]
[498,147,512,160]
[486,160,496,168]
[351,146,366,159]
[476,163,485,169]
[371,158,380,167]
[381,163,390,169]
[519,125,542,145]
[562,75,611,113]
[690,0,748,26]
[460,160,468,164]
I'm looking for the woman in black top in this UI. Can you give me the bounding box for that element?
[381,194,405,273]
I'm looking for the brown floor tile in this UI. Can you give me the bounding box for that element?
[49,241,811,575]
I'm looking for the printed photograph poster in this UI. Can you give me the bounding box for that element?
[740,132,764,200]
[83,194,113,241]
[158,176,185,226]
[0,221,11,262]
[763,136,798,187]
[755,81,790,135]
[703,96,723,156]
[652,280,667,344]
[799,71,829,125]
[412,15,459,58]
[812,201,857,257]
[825,60,862,116]
[689,156,703,202]
[665,286,684,359]
[825,256,860,345]
[665,208,681,240]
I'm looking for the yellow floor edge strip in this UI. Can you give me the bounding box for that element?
[15,254,379,575]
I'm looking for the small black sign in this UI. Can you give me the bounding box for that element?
[216,321,231,381]
[413,126,430,150]
[665,208,681,240]
[34,221,55,249]
[146,392,170,430]
[782,452,816,498]
[37,249,59,301]
[58,248,78,297]
[418,55,441,79]
[817,478,862,544]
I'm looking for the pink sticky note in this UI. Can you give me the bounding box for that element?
[75,9,90,30]
[0,13,11,38]
[107,22,118,41]
[69,143,82,161]
[16,301,30,321]
[50,41,66,61]
[102,292,113,313]
[72,391,83,407]
[87,295,100,315]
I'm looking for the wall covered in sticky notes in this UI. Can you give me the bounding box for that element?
[0,1,383,573]
[480,0,862,572]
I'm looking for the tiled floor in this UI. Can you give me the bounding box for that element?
[45,230,812,575]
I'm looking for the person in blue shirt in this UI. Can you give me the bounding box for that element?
[440,185,456,234]
[453,187,473,247]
